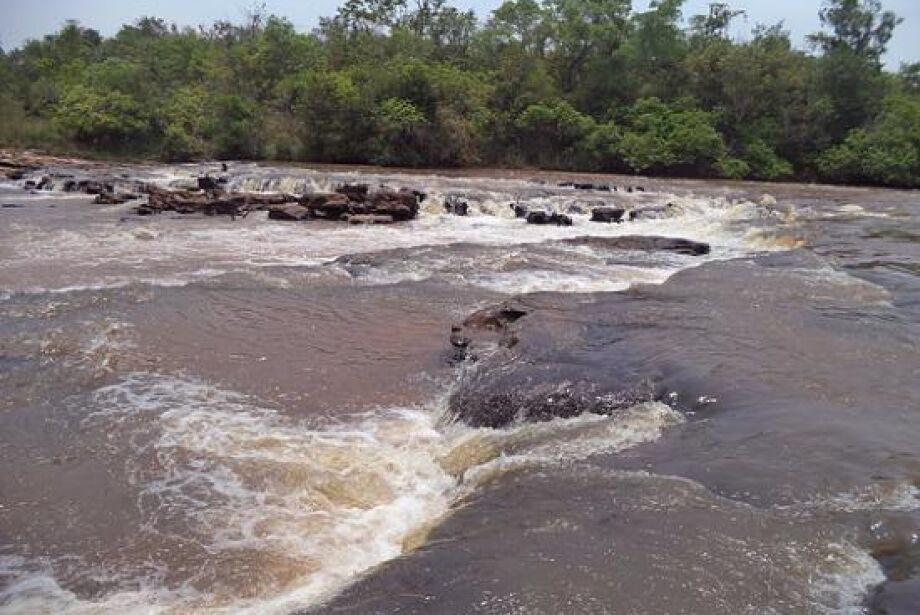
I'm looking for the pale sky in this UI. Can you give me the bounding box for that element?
[0,0,917,69]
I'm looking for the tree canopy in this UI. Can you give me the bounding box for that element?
[0,0,916,187]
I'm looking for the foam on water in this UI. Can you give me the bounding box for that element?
[1,167,794,295]
[0,374,684,614]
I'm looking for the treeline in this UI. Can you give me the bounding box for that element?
[0,0,918,187]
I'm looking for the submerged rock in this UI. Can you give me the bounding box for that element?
[346,214,395,225]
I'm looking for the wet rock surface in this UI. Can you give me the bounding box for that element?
[560,235,711,255]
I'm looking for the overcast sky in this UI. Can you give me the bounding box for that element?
[1,0,916,69]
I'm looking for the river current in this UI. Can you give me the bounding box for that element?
[0,161,917,614]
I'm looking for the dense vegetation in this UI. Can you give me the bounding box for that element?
[1,0,917,186]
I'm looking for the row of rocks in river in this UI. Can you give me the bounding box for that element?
[504,201,675,226]
[558,181,646,193]
[137,182,424,223]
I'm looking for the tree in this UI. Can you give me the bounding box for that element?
[817,93,920,187]
[808,0,901,65]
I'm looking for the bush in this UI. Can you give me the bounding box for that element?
[742,139,793,180]
[715,156,750,179]
[616,98,726,174]
[515,101,595,167]
[54,85,150,147]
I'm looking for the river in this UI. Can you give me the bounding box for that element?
[0,160,917,614]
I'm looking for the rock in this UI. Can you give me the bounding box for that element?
[573,182,594,190]
[221,162,229,172]
[566,203,586,215]
[447,301,530,363]
[463,303,529,331]
[444,196,469,216]
[558,181,574,188]
[553,213,573,226]
[346,214,395,225]
[267,203,311,221]
[628,204,673,221]
[590,207,625,223]
[525,211,572,226]
[759,194,777,206]
[76,179,115,195]
[511,202,529,218]
[23,180,36,190]
[303,193,350,219]
[525,211,552,225]
[560,235,710,256]
[2,203,24,208]
[450,380,656,428]
[449,325,471,349]
[197,175,220,190]
[335,184,369,200]
[94,193,127,205]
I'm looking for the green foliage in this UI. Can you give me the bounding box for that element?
[817,93,920,186]
[0,1,915,187]
[54,85,150,146]
[616,98,726,173]
[741,139,794,180]
[516,100,595,166]
[714,156,750,179]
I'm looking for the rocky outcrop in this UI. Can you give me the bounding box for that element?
[133,182,420,222]
[590,206,625,223]
[303,188,419,222]
[141,184,296,217]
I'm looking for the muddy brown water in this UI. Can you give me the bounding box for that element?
[0,163,917,614]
